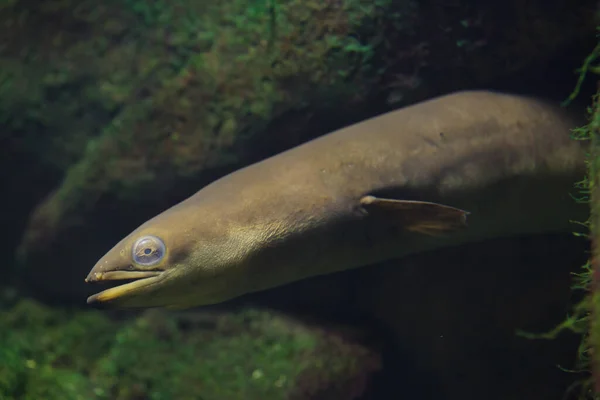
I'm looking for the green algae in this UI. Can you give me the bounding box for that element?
[0,296,117,400]
[0,291,380,400]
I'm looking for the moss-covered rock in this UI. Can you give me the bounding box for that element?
[0,293,380,400]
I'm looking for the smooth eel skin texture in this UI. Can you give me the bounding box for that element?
[85,90,588,309]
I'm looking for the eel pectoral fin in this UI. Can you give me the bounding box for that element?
[360,195,470,236]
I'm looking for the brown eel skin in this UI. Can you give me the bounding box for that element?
[84,90,588,309]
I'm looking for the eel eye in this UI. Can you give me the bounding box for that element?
[132,235,166,266]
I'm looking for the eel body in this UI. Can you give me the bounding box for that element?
[85,90,588,308]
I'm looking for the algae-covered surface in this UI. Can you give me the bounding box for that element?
[13,0,404,209]
[0,289,380,400]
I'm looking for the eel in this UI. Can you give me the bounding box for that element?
[85,90,588,309]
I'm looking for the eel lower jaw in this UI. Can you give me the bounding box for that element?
[85,270,164,306]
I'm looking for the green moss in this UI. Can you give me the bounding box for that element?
[0,298,117,399]
[0,294,379,400]
[91,310,315,399]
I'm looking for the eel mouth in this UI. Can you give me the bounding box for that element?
[85,270,163,305]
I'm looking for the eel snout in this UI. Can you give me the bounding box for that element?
[85,270,164,306]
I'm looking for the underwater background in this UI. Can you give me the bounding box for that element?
[1,0,599,399]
